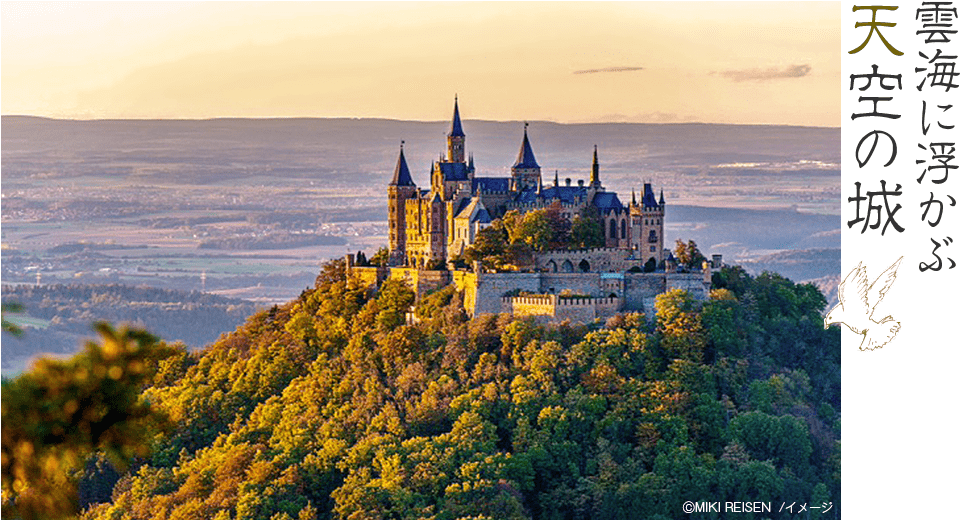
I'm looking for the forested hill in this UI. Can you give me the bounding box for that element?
[79,262,840,520]
[1,284,260,373]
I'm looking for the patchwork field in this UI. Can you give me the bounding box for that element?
[2,116,839,372]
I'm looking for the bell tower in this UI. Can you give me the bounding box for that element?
[388,142,417,265]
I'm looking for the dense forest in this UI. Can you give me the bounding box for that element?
[9,261,840,519]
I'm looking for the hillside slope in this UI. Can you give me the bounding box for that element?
[77,262,839,520]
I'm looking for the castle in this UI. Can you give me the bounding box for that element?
[352,98,715,323]
[388,97,665,270]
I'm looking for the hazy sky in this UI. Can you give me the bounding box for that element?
[1,2,839,126]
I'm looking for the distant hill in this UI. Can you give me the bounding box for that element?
[1,115,838,192]
[1,283,262,375]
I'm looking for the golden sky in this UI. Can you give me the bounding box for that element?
[1,2,839,126]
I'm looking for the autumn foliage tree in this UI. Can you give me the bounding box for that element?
[2,323,176,519]
[64,261,839,520]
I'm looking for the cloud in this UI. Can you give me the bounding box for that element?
[718,64,812,82]
[573,66,644,75]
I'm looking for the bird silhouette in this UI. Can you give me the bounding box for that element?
[824,256,903,351]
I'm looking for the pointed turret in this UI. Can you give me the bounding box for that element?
[554,170,560,187]
[659,188,665,206]
[447,96,466,163]
[590,145,601,188]
[632,188,637,205]
[511,122,542,191]
[450,95,465,137]
[390,142,415,186]
[513,123,540,169]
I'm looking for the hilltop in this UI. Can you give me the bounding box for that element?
[66,261,839,520]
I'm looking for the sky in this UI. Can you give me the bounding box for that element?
[1,2,839,126]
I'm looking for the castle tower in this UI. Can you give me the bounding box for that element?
[447,96,466,164]
[511,123,541,190]
[590,145,601,189]
[388,142,417,265]
[629,182,665,267]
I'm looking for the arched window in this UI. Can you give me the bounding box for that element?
[648,230,657,243]
[620,219,626,239]
[609,219,617,239]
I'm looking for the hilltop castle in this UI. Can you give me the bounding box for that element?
[351,98,715,323]
[388,98,666,271]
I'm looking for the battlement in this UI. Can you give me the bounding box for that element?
[501,293,622,323]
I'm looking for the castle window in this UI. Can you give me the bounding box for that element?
[609,219,617,239]
[648,230,657,243]
[650,246,656,252]
[620,219,626,239]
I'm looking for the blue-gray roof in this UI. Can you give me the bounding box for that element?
[592,192,624,211]
[454,197,472,215]
[473,177,511,192]
[450,98,465,137]
[515,187,540,204]
[475,208,491,223]
[513,128,540,169]
[438,162,470,181]
[389,147,415,186]
[641,182,660,209]
[540,185,587,204]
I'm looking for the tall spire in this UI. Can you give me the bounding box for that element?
[513,123,540,169]
[447,96,466,163]
[590,145,600,187]
[449,95,465,137]
[390,141,415,186]
[632,188,637,205]
[554,170,559,187]
[659,188,665,206]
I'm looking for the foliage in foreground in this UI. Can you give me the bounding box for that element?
[2,323,178,520]
[28,262,837,520]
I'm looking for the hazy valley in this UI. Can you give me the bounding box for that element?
[1,116,839,372]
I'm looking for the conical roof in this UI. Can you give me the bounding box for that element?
[513,125,540,169]
[390,144,415,186]
[450,97,465,137]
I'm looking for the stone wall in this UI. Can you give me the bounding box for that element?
[346,256,713,323]
[471,272,541,315]
[534,248,643,273]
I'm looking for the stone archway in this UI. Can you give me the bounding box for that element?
[561,259,574,273]
[578,259,590,272]
[546,260,558,272]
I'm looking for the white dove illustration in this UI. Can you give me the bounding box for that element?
[824,256,903,351]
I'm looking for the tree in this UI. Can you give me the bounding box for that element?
[2,323,175,520]
[370,247,390,267]
[570,207,604,249]
[673,239,706,269]
[464,225,509,270]
[511,209,554,252]
[1,302,24,337]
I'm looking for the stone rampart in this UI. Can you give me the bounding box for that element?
[345,256,713,323]
[502,294,623,323]
[534,248,643,273]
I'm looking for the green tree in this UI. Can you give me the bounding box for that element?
[570,206,604,249]
[370,247,390,267]
[464,225,509,270]
[2,323,175,520]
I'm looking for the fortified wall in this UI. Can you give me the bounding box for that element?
[348,254,714,323]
